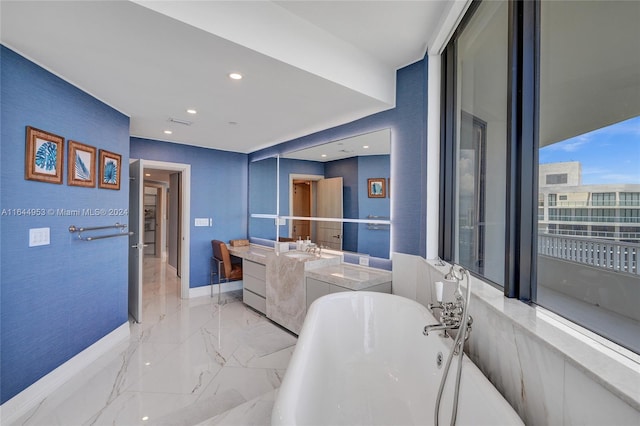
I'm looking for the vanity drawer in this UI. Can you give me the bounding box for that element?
[244,259,266,279]
[244,274,266,297]
[243,288,266,314]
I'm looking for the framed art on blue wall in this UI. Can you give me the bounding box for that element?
[367,178,386,198]
[25,126,64,184]
[67,140,96,187]
[98,149,121,190]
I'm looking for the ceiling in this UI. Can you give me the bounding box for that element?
[282,128,390,162]
[0,0,455,154]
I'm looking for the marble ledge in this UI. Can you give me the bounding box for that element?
[306,263,392,291]
[425,259,640,411]
[227,244,273,264]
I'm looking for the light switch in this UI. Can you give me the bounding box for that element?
[194,218,209,227]
[29,227,50,247]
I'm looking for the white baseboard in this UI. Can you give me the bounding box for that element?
[189,281,243,298]
[0,322,130,425]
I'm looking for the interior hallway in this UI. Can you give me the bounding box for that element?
[13,257,296,425]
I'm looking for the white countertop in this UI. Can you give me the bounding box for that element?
[305,263,392,291]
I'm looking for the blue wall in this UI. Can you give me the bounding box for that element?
[249,157,277,240]
[249,59,428,257]
[129,138,248,287]
[1,46,130,403]
[357,155,391,258]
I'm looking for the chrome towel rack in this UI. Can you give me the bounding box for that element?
[69,223,133,241]
[366,215,390,230]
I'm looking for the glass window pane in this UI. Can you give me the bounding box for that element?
[537,1,640,352]
[453,0,508,285]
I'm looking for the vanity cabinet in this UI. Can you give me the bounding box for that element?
[306,277,391,310]
[243,259,267,314]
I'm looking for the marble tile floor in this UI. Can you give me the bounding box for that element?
[13,257,296,426]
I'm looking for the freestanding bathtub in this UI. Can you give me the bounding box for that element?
[272,291,523,425]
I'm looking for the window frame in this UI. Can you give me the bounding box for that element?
[440,0,539,300]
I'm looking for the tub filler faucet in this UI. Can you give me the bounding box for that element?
[423,264,474,426]
[423,272,473,340]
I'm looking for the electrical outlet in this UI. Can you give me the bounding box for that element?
[194,218,208,227]
[359,256,370,267]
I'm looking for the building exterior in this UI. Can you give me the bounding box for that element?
[539,162,640,243]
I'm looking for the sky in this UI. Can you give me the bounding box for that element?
[539,115,640,185]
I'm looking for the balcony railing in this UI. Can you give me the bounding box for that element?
[545,200,640,207]
[538,234,638,276]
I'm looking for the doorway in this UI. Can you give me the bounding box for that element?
[291,180,312,240]
[288,173,343,249]
[128,159,191,323]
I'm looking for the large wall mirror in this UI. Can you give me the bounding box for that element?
[249,157,277,240]
[249,129,391,259]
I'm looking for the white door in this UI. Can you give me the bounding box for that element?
[128,160,144,323]
[316,177,343,250]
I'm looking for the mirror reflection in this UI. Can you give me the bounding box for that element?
[248,129,391,258]
[249,157,277,240]
[283,129,390,258]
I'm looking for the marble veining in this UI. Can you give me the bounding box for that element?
[10,257,296,426]
[421,258,640,425]
[265,250,340,334]
[305,263,392,290]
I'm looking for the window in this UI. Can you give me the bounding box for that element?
[546,173,567,185]
[537,0,639,353]
[620,192,640,206]
[590,208,616,223]
[620,209,640,223]
[441,0,640,353]
[592,192,616,207]
[440,0,508,284]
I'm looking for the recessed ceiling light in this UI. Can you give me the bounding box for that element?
[186,109,197,114]
[363,145,369,149]
[321,154,327,158]
[229,72,243,80]
[142,416,149,421]
[164,130,173,135]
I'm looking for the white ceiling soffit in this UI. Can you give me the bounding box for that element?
[1,1,453,154]
[133,0,396,105]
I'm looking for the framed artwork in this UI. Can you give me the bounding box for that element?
[98,149,121,190]
[67,140,96,187]
[25,126,64,184]
[367,178,386,198]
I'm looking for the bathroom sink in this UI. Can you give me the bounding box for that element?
[284,252,316,259]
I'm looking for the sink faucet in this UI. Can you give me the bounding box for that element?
[305,243,318,254]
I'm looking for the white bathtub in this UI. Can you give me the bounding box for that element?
[272,291,523,425]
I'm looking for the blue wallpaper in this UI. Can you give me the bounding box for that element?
[357,155,391,258]
[129,138,248,288]
[249,59,428,257]
[1,46,130,403]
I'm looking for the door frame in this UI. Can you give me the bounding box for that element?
[134,159,191,300]
[288,173,323,239]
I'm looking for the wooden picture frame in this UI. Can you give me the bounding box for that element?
[25,126,64,184]
[98,149,122,190]
[67,140,96,187]
[367,178,386,198]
